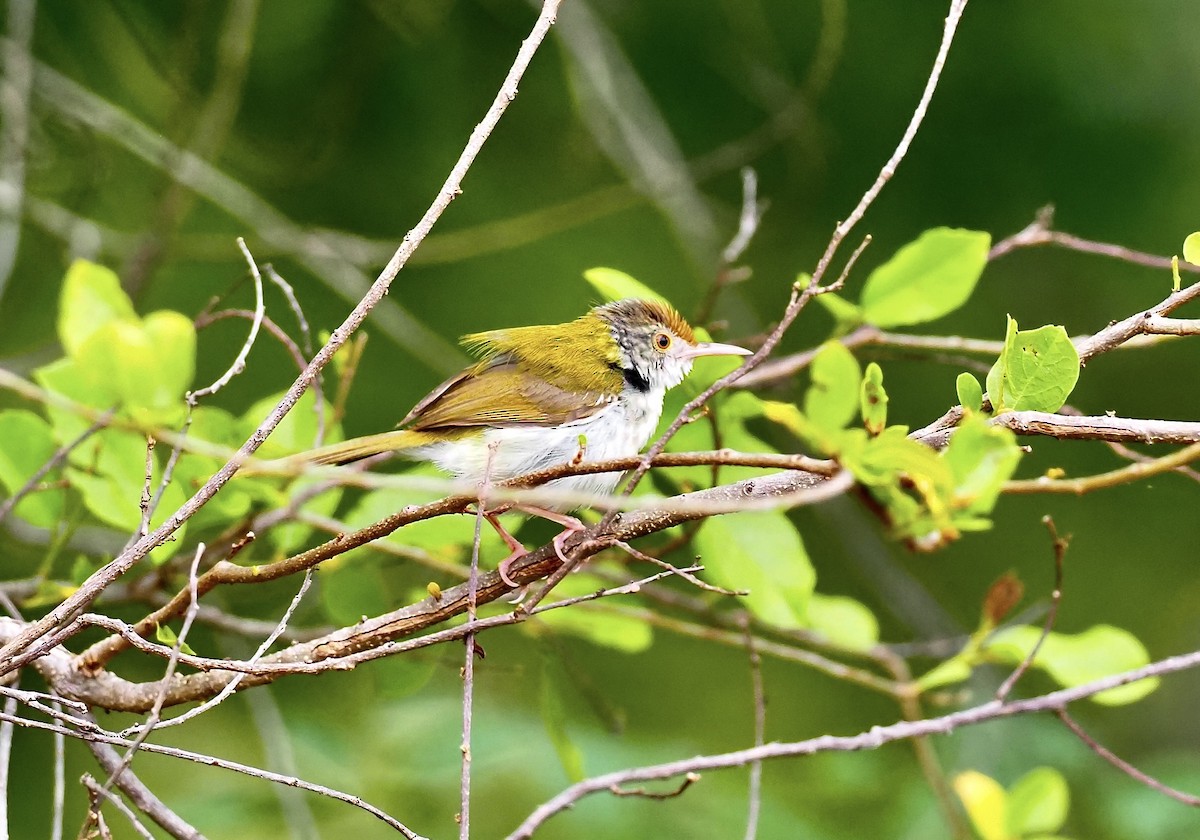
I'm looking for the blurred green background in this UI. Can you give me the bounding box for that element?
[4,0,1200,837]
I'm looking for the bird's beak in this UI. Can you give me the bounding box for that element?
[679,341,753,360]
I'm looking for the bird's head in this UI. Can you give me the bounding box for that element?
[593,299,751,393]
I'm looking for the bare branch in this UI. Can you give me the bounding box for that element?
[188,238,266,402]
[1005,441,1200,495]
[995,517,1066,700]
[81,774,156,840]
[84,715,204,840]
[506,645,1200,839]
[989,206,1200,273]
[1057,710,1200,807]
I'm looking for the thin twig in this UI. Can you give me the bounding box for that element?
[460,444,495,839]
[189,238,265,402]
[101,545,206,796]
[742,621,765,840]
[1056,710,1200,807]
[996,516,1066,700]
[120,569,313,736]
[13,708,426,839]
[81,775,155,840]
[989,206,1200,273]
[614,541,746,596]
[1005,441,1200,495]
[0,694,16,840]
[51,700,65,840]
[263,264,314,356]
[85,732,205,839]
[263,264,325,444]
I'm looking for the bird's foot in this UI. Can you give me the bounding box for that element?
[497,546,528,589]
[511,504,587,564]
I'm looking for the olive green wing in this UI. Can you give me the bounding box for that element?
[402,357,616,430]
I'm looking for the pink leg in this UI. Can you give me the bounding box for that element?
[484,511,528,588]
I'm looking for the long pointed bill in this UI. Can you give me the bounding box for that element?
[679,341,753,360]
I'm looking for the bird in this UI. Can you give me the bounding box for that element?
[268,298,751,585]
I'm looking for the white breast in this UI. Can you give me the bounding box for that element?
[416,388,666,506]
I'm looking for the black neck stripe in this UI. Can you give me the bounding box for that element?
[623,366,650,393]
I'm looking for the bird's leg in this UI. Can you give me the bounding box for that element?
[511,504,588,566]
[479,505,588,587]
[481,508,528,588]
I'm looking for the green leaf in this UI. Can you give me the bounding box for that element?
[806,592,879,651]
[809,278,865,334]
[154,623,196,656]
[953,770,1009,840]
[804,341,862,436]
[956,372,983,412]
[694,510,814,627]
[57,259,137,358]
[33,356,119,443]
[662,390,782,489]
[582,267,668,304]
[860,362,888,435]
[1183,232,1200,266]
[987,624,1159,706]
[0,410,66,527]
[860,228,991,327]
[1007,767,1069,836]
[943,415,1023,517]
[985,317,1080,413]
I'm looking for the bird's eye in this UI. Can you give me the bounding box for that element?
[653,331,672,351]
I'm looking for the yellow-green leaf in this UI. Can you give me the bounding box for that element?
[0,410,66,527]
[1007,767,1069,836]
[582,267,668,304]
[987,624,1159,705]
[1183,231,1200,266]
[860,362,888,435]
[806,592,879,651]
[860,228,991,327]
[804,341,862,436]
[57,259,137,358]
[953,770,1009,840]
[943,414,1023,516]
[957,372,983,412]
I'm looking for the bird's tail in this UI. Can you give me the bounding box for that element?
[243,429,437,476]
